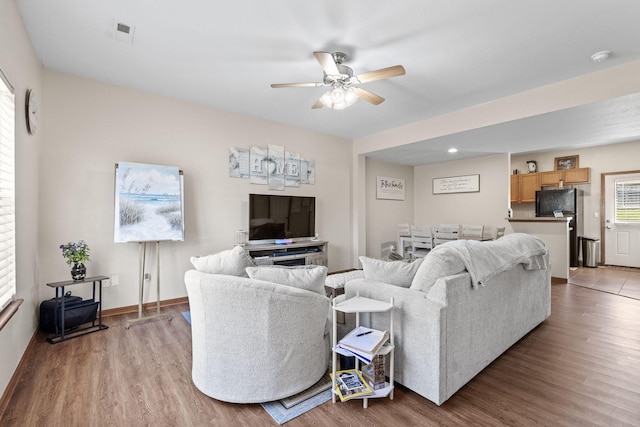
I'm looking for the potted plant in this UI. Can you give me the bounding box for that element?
[60,240,90,281]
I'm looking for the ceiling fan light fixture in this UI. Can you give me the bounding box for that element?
[320,86,358,110]
[272,51,405,109]
[591,50,611,63]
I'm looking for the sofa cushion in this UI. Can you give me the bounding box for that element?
[190,245,255,277]
[246,265,328,295]
[410,247,466,293]
[359,256,423,288]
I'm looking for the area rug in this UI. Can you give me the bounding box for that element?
[181,311,332,424]
[260,373,332,425]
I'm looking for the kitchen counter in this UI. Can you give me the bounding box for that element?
[508,217,571,281]
[508,217,573,222]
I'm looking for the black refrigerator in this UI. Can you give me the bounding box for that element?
[535,188,583,267]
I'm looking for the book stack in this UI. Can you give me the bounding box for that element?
[362,354,386,390]
[337,326,389,364]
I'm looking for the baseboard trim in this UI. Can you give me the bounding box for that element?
[0,326,40,418]
[102,296,189,318]
[551,276,568,284]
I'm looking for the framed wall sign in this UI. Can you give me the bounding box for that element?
[554,155,579,170]
[433,174,480,194]
[376,176,405,200]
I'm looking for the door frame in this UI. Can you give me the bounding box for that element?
[600,169,640,265]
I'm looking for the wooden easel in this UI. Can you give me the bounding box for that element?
[125,241,173,329]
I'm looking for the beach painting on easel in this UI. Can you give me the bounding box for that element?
[114,161,184,242]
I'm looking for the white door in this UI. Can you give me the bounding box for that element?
[604,173,640,267]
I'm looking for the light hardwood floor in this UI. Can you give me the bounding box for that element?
[2,272,640,426]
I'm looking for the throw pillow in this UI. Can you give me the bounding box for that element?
[190,245,255,277]
[410,247,466,293]
[245,265,328,295]
[359,256,423,288]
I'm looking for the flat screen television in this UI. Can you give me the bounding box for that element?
[249,194,316,243]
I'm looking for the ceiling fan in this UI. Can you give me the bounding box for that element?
[271,52,406,110]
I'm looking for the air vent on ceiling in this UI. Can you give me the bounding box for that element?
[112,20,135,44]
[117,23,131,34]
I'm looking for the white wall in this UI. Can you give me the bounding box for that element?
[38,70,353,310]
[512,139,640,241]
[364,157,414,257]
[413,154,511,228]
[361,154,511,260]
[0,0,42,401]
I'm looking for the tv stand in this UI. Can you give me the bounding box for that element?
[244,241,328,267]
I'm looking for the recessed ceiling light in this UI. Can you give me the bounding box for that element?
[448,148,458,153]
[591,50,611,63]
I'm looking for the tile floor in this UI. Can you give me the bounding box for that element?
[569,265,640,300]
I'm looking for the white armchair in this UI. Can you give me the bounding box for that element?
[185,269,330,403]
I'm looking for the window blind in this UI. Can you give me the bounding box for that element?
[615,180,640,224]
[0,69,15,312]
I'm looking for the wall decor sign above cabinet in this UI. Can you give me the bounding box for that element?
[555,155,579,170]
[433,174,480,194]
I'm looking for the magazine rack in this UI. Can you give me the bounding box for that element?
[331,291,394,408]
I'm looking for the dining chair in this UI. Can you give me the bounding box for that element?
[483,226,506,240]
[409,225,433,259]
[396,223,412,257]
[433,224,460,246]
[461,224,484,240]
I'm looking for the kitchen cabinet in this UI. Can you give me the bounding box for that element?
[540,170,564,186]
[540,167,591,187]
[511,173,540,203]
[563,167,590,184]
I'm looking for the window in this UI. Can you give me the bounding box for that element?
[0,68,15,314]
[615,180,640,224]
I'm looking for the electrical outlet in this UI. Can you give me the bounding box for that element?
[144,273,151,281]
[111,275,119,286]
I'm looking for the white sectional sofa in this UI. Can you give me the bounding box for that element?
[343,233,551,405]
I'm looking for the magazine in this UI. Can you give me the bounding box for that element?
[330,369,374,401]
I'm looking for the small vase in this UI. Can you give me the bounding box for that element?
[71,263,86,281]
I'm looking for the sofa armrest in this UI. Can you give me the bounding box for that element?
[344,278,444,309]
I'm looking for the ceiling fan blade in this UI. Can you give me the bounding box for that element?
[313,51,340,76]
[356,65,406,84]
[311,98,324,109]
[271,82,323,88]
[353,87,385,105]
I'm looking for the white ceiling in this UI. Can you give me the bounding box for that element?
[16,0,640,165]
